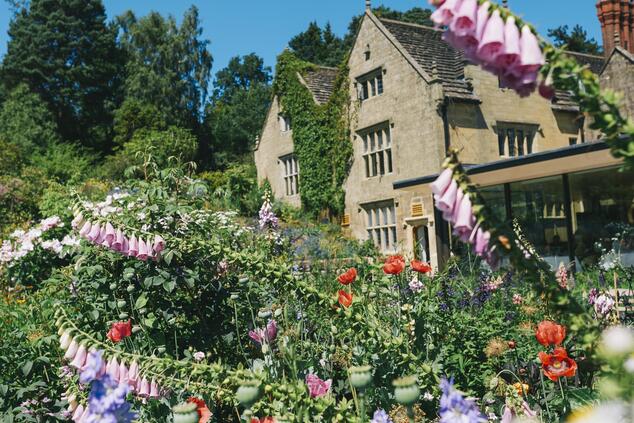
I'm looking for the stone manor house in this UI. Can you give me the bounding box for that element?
[255,1,634,269]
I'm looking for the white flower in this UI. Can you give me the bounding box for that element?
[409,277,424,293]
[25,228,42,241]
[10,229,25,239]
[566,402,627,423]
[594,294,616,317]
[601,326,634,356]
[61,235,81,247]
[39,216,63,231]
[193,351,205,362]
[423,391,434,401]
[41,240,63,254]
[20,240,35,253]
[624,357,634,373]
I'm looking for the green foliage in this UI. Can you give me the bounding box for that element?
[116,6,212,132]
[205,54,273,169]
[273,51,353,217]
[30,143,92,184]
[0,168,49,235]
[211,163,264,215]
[289,22,348,67]
[547,24,603,55]
[113,99,168,146]
[1,0,122,151]
[0,84,60,159]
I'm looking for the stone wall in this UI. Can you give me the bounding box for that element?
[343,13,446,259]
[601,48,634,119]
[254,97,301,208]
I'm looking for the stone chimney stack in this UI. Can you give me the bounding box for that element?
[365,0,371,11]
[597,0,634,55]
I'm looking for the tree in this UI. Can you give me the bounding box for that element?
[204,54,272,169]
[547,25,603,55]
[1,0,122,151]
[116,6,213,133]
[0,84,60,159]
[289,7,432,67]
[288,22,346,67]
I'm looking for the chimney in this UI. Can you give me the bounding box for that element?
[365,0,371,11]
[597,0,634,55]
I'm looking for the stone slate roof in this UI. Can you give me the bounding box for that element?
[379,18,479,101]
[301,66,339,104]
[551,51,605,112]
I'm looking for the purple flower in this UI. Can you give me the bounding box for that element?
[248,319,278,346]
[258,198,278,230]
[80,350,105,384]
[594,293,616,316]
[439,378,486,423]
[588,288,599,306]
[371,409,394,423]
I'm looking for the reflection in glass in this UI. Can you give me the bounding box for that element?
[509,176,569,268]
[568,166,634,269]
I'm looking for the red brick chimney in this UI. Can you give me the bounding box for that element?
[597,0,634,54]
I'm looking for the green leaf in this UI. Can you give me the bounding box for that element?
[163,279,176,293]
[135,294,148,310]
[21,361,33,377]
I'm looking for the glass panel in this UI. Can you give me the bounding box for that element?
[479,184,507,221]
[517,130,525,156]
[377,130,383,149]
[370,132,376,152]
[295,175,299,194]
[382,228,389,250]
[385,128,391,146]
[510,176,569,268]
[363,135,368,153]
[375,228,382,248]
[364,156,370,178]
[386,149,393,173]
[377,74,384,95]
[381,207,388,226]
[371,153,378,176]
[390,206,396,224]
[362,81,369,100]
[568,166,634,269]
[527,132,535,154]
[498,130,506,156]
[391,227,397,247]
[370,78,376,96]
[367,209,373,227]
[379,151,385,175]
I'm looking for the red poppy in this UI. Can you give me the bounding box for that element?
[535,320,566,347]
[106,320,132,343]
[187,397,212,423]
[383,255,406,275]
[538,347,577,381]
[410,260,432,273]
[251,418,276,423]
[337,268,357,285]
[338,290,353,308]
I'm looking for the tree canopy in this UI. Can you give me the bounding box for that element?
[116,6,213,132]
[204,54,273,169]
[547,24,603,55]
[1,0,122,151]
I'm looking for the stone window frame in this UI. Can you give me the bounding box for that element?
[279,114,291,132]
[280,154,299,196]
[494,122,538,157]
[362,199,398,252]
[356,67,384,101]
[359,122,393,179]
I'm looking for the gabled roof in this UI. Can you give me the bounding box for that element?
[298,66,339,104]
[551,51,605,112]
[600,45,634,74]
[377,17,479,102]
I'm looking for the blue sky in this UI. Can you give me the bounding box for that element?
[0,0,602,80]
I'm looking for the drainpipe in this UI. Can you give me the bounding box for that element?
[441,100,451,155]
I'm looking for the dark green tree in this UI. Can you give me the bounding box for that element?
[116,6,213,133]
[0,84,60,158]
[1,0,122,151]
[289,22,347,66]
[289,7,432,67]
[204,54,272,169]
[547,24,603,55]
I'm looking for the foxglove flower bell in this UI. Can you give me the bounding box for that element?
[72,210,166,262]
[430,0,546,97]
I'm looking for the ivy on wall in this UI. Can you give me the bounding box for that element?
[273,51,354,218]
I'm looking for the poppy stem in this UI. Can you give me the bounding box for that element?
[558,377,567,412]
[539,371,552,421]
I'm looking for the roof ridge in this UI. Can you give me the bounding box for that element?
[378,17,441,33]
[563,50,605,60]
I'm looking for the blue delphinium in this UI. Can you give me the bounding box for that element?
[439,378,486,423]
[80,350,136,423]
[370,409,393,423]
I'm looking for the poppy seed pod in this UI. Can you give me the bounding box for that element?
[171,402,200,423]
[393,375,420,406]
[349,365,373,390]
[236,380,261,407]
